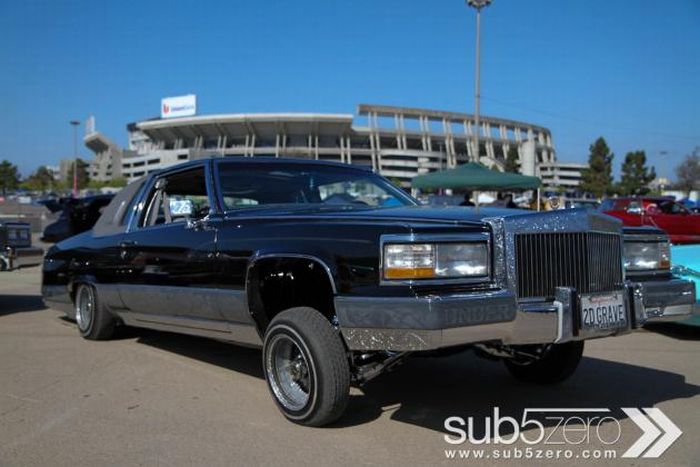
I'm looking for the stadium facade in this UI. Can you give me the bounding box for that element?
[84,103,557,188]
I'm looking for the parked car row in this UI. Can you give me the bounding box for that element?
[600,196,700,244]
[40,157,697,426]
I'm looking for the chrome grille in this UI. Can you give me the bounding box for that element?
[514,232,623,299]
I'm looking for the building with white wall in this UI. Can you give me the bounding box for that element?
[85,104,557,188]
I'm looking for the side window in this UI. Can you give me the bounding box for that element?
[627,200,641,212]
[140,168,210,228]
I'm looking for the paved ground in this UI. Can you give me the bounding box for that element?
[1,266,699,466]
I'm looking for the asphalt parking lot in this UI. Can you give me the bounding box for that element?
[1,266,699,466]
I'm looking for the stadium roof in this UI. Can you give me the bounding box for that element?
[136,113,354,143]
[356,104,550,133]
[84,132,118,153]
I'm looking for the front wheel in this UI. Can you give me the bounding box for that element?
[504,341,584,384]
[263,307,350,427]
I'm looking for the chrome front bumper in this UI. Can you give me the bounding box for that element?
[630,278,697,324]
[336,279,697,352]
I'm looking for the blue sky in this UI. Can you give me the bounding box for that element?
[1,0,698,178]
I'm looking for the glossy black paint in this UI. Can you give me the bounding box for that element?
[41,158,499,342]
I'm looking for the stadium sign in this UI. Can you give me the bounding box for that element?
[161,94,197,119]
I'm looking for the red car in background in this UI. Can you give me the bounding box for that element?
[601,197,700,244]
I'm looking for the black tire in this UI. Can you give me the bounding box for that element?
[74,283,115,340]
[262,307,350,427]
[0,255,9,271]
[504,341,584,384]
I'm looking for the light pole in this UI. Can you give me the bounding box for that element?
[70,120,80,197]
[466,0,491,163]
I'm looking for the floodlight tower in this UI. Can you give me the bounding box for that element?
[70,120,80,197]
[466,0,492,162]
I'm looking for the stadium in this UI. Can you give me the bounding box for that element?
[85,103,557,188]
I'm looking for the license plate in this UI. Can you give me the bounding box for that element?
[580,291,627,331]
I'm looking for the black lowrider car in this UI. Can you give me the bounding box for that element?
[1,220,43,270]
[41,158,697,426]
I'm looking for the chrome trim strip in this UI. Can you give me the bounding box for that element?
[117,284,253,325]
[118,312,262,347]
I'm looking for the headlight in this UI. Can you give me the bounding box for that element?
[623,241,670,271]
[383,242,489,280]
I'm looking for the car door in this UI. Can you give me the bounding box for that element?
[117,164,224,328]
[642,200,688,239]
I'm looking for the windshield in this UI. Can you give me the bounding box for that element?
[216,161,417,211]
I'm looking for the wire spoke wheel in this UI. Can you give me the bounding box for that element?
[266,334,312,412]
[263,307,350,426]
[75,286,95,333]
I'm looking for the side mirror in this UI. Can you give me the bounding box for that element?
[186,218,202,230]
[185,214,211,231]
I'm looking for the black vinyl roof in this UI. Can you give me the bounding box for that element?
[92,177,146,237]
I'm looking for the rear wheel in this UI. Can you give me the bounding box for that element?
[504,341,584,384]
[263,307,350,426]
[75,283,115,340]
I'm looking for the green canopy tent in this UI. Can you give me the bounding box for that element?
[411,162,541,191]
[411,162,542,209]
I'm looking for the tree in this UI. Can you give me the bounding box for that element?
[0,160,20,196]
[388,177,404,188]
[580,137,614,198]
[87,177,128,190]
[108,177,128,188]
[66,158,90,191]
[675,148,700,197]
[617,150,656,196]
[504,146,520,173]
[21,166,55,192]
